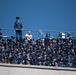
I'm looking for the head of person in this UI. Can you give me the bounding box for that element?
[38,30,42,34]
[28,31,31,35]
[46,32,50,37]
[16,16,20,21]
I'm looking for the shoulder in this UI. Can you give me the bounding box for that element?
[14,21,17,23]
[25,34,28,36]
[19,21,22,24]
[14,21,18,25]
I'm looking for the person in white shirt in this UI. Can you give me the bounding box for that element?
[25,31,33,41]
[58,32,66,39]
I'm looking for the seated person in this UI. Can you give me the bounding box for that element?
[38,30,45,39]
[0,29,2,37]
[44,32,50,46]
[58,32,66,39]
[57,32,66,43]
[66,32,73,39]
[25,31,33,41]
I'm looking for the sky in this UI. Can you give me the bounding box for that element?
[0,0,76,39]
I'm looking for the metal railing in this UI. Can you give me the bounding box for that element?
[0,28,76,40]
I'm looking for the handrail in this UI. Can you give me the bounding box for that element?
[1,28,76,33]
[1,28,76,39]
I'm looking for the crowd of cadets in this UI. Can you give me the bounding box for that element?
[0,31,76,68]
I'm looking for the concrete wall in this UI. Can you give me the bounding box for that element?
[0,64,76,75]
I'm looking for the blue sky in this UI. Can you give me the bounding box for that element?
[0,0,76,38]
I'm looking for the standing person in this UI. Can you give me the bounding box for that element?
[14,16,23,42]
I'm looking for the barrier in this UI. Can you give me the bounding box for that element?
[0,63,76,75]
[1,28,76,39]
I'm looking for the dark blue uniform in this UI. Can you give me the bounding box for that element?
[14,17,23,42]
